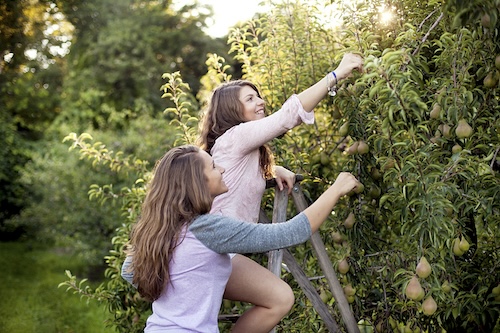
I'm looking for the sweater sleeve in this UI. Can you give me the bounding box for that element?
[216,94,314,156]
[188,212,312,254]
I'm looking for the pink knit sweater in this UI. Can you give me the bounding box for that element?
[210,94,314,223]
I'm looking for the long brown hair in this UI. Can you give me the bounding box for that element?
[128,145,213,302]
[197,80,275,179]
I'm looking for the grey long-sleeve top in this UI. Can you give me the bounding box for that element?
[121,212,312,332]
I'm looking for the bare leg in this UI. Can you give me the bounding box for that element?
[224,254,294,333]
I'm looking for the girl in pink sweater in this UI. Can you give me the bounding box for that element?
[197,53,363,332]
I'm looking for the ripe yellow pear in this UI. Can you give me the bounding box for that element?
[422,296,438,316]
[344,212,355,229]
[455,119,473,139]
[338,258,350,274]
[459,236,470,252]
[405,276,423,300]
[416,256,432,278]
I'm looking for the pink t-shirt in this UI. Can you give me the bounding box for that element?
[210,94,314,223]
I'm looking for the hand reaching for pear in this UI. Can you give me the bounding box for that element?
[334,53,364,81]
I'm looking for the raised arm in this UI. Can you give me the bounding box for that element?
[298,53,363,112]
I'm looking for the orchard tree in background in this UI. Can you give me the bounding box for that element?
[54,0,232,132]
[4,0,235,259]
[61,0,499,332]
[0,0,67,235]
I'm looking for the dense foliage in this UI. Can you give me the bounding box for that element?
[3,0,499,332]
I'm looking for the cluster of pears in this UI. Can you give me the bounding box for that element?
[347,140,370,155]
[429,105,473,141]
[405,256,438,316]
[452,236,470,256]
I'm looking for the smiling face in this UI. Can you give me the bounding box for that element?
[239,85,266,122]
[199,150,228,198]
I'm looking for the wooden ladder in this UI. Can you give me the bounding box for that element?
[219,176,360,333]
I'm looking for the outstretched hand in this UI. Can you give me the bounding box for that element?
[334,53,364,81]
[331,172,362,197]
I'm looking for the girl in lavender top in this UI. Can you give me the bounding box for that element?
[196,53,363,332]
[122,145,360,332]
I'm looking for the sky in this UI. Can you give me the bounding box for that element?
[173,0,267,37]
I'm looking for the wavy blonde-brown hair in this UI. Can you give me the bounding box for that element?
[128,145,212,302]
[197,80,275,179]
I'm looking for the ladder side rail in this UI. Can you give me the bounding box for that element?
[291,183,360,333]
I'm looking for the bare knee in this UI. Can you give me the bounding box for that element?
[271,280,295,316]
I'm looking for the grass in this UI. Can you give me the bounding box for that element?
[0,241,115,333]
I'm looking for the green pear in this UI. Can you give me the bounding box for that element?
[405,276,423,300]
[339,122,349,136]
[491,284,500,296]
[357,140,369,154]
[459,236,470,252]
[430,103,441,119]
[441,280,451,293]
[344,212,355,229]
[453,237,464,256]
[338,258,350,274]
[422,296,438,316]
[452,144,462,154]
[455,119,473,139]
[347,141,359,155]
[484,72,497,88]
[344,284,356,296]
[416,256,432,278]
[320,152,330,166]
